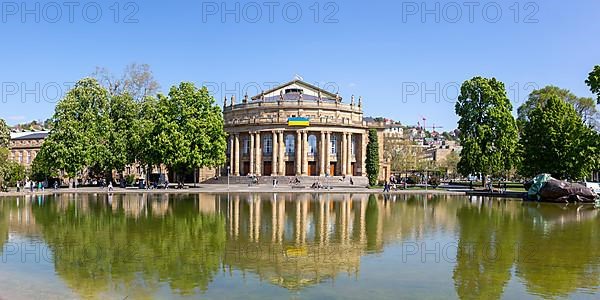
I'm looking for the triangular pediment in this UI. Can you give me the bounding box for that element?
[251,80,339,101]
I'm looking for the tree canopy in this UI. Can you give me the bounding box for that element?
[519,95,599,180]
[34,78,226,182]
[517,86,598,129]
[0,119,9,148]
[36,78,111,178]
[585,65,600,105]
[149,82,227,181]
[455,77,519,183]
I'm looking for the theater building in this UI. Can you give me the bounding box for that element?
[223,80,368,178]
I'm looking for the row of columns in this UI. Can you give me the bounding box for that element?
[229,130,363,176]
[226,194,373,245]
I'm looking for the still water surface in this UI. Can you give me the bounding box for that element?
[0,193,599,299]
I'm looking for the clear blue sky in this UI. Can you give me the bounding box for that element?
[1,0,599,130]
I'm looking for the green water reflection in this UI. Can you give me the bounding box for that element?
[0,193,598,299]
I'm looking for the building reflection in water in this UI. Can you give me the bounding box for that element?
[220,193,382,289]
[0,194,598,298]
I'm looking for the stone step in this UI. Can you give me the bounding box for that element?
[203,176,368,186]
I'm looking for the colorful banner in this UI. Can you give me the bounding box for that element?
[288,117,310,127]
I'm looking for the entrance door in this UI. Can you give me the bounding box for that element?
[329,163,336,176]
[308,162,317,176]
[285,161,295,176]
[242,162,250,176]
[263,162,272,176]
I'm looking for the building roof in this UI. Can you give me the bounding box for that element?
[251,79,339,101]
[10,131,49,140]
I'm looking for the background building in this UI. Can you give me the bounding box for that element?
[9,131,49,167]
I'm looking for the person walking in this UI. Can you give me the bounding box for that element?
[108,181,114,192]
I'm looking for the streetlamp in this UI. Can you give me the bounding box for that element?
[227,166,231,190]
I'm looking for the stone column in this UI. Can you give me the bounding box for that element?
[302,131,308,176]
[250,132,255,175]
[347,133,353,176]
[319,131,326,176]
[295,131,302,175]
[229,135,234,174]
[325,132,331,175]
[279,131,285,175]
[341,132,347,176]
[272,131,278,176]
[255,132,262,176]
[234,134,240,176]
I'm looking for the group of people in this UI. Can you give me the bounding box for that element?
[15,180,56,192]
[311,181,325,189]
[383,175,409,192]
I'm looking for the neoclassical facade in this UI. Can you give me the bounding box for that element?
[224,80,367,177]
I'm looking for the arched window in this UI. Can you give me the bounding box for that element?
[285,134,295,154]
[330,135,337,155]
[263,134,272,154]
[308,135,317,155]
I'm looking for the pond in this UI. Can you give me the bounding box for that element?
[0,193,598,299]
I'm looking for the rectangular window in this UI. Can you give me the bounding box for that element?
[243,138,249,155]
[330,136,337,155]
[263,135,272,154]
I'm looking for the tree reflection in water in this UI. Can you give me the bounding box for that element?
[0,194,597,298]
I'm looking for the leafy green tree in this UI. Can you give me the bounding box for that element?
[365,129,380,186]
[150,82,227,183]
[519,95,599,180]
[455,77,519,186]
[4,162,26,185]
[383,138,423,175]
[0,119,9,148]
[132,96,160,181]
[585,65,600,105]
[441,150,460,177]
[517,86,598,129]
[30,146,59,182]
[0,148,11,187]
[36,78,112,178]
[105,93,138,180]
